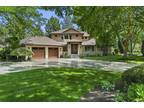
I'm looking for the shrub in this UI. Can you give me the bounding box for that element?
[115,79,128,91]
[115,65,144,102]
[10,47,33,61]
[127,84,144,102]
[97,80,115,91]
[114,49,119,55]
[115,91,126,102]
[122,64,144,85]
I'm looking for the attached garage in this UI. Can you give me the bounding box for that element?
[21,36,66,59]
[48,48,58,58]
[32,47,45,59]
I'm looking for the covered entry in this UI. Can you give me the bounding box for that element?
[32,47,45,59]
[71,44,78,54]
[48,48,58,58]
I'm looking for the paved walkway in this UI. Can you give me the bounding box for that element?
[80,89,115,102]
[0,58,137,74]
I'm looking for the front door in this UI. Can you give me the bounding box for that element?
[71,44,78,54]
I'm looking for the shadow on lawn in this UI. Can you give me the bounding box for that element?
[0,68,120,102]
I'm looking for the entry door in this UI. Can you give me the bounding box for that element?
[71,44,78,54]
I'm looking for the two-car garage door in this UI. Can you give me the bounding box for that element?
[32,47,58,59]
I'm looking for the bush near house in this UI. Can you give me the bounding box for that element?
[115,64,144,102]
[10,47,33,61]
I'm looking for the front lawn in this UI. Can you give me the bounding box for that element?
[0,67,121,102]
[82,55,144,64]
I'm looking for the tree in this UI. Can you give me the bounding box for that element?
[61,15,74,29]
[45,17,60,34]
[74,7,144,57]
[10,47,33,60]
[141,40,144,56]
[0,7,45,59]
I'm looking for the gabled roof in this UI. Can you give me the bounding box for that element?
[82,39,96,46]
[50,28,89,36]
[20,36,66,46]
[51,28,82,34]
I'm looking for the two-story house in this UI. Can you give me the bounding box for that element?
[21,28,96,59]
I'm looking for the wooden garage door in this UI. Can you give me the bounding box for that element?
[32,47,45,59]
[48,48,58,58]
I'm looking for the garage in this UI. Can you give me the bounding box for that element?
[48,48,58,58]
[32,47,45,59]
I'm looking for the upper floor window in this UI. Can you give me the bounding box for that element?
[69,35,72,39]
[65,34,68,39]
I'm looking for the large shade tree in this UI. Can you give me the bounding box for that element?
[74,6,144,57]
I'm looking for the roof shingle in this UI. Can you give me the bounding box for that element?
[20,36,66,46]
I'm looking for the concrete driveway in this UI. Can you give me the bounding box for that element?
[0,58,137,74]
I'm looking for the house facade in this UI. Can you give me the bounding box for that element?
[21,28,96,59]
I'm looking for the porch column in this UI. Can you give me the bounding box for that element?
[78,44,81,55]
[68,43,71,56]
[58,47,63,58]
[45,47,48,59]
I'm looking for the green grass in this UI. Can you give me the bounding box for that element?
[82,55,144,64]
[0,67,121,102]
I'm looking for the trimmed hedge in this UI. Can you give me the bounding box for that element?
[115,64,144,92]
[122,64,144,85]
[115,65,144,102]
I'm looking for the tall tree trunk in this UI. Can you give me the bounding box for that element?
[116,33,128,57]
[141,40,144,56]
[129,39,133,55]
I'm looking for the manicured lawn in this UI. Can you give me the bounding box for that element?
[0,67,121,102]
[82,55,144,64]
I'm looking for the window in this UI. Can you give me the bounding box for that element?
[85,46,89,51]
[65,34,68,39]
[55,35,57,37]
[85,46,95,52]
[92,46,95,51]
[69,35,72,39]
[76,35,78,37]
[85,37,87,39]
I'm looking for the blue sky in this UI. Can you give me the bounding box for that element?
[38,9,64,22]
[38,9,64,32]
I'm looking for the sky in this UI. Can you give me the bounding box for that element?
[38,9,64,32]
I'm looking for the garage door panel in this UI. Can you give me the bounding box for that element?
[48,48,58,58]
[32,47,45,59]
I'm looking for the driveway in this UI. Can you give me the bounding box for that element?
[0,58,137,74]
